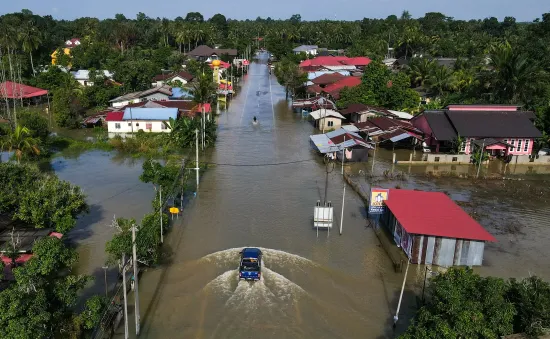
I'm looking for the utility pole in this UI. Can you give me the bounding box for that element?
[476,139,485,179]
[393,259,410,329]
[131,225,140,335]
[122,253,129,339]
[339,137,346,235]
[159,185,163,243]
[371,141,377,175]
[102,266,108,297]
[195,129,199,189]
[201,106,205,150]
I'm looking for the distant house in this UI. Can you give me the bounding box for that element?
[311,73,346,87]
[105,107,179,134]
[339,104,413,123]
[71,70,114,86]
[187,45,238,62]
[51,38,81,66]
[322,76,362,100]
[292,96,337,113]
[309,128,373,161]
[121,100,200,118]
[151,71,194,87]
[380,189,496,266]
[65,38,81,48]
[308,109,346,130]
[412,105,542,154]
[293,45,318,56]
[300,56,372,72]
[109,85,172,108]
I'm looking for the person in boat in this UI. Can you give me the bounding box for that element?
[253,116,257,124]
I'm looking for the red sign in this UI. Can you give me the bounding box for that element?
[243,60,249,66]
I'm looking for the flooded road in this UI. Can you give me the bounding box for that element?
[138,55,416,338]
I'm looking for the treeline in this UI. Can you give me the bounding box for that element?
[400,268,550,339]
[0,162,105,338]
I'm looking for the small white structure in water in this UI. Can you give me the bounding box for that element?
[314,201,333,228]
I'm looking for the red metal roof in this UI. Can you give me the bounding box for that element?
[300,56,372,68]
[311,73,345,85]
[341,57,372,66]
[105,111,124,121]
[0,81,48,99]
[323,76,362,94]
[307,84,323,94]
[384,189,496,242]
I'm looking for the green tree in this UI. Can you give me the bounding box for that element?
[18,109,50,141]
[487,41,547,105]
[507,276,550,336]
[0,237,91,339]
[0,126,41,163]
[14,175,88,234]
[400,268,516,339]
[338,62,419,110]
[18,20,41,76]
[185,12,204,23]
[105,214,167,266]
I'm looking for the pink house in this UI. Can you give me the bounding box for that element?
[412,105,542,155]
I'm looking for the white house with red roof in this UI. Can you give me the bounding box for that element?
[380,189,495,266]
[65,38,81,48]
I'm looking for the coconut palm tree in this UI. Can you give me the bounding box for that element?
[407,58,437,88]
[1,126,41,163]
[487,41,545,104]
[424,65,457,97]
[18,21,41,77]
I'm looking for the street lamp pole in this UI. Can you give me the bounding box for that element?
[393,259,410,329]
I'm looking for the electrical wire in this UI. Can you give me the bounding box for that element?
[201,159,315,167]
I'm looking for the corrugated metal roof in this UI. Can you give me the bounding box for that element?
[341,125,359,132]
[123,108,178,121]
[309,109,345,120]
[388,110,413,120]
[385,189,496,242]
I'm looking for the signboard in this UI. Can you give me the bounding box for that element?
[243,60,249,66]
[368,188,389,215]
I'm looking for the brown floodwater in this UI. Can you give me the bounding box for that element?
[135,55,418,339]
[53,53,550,338]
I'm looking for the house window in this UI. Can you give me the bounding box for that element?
[517,139,522,152]
[510,139,515,152]
[128,122,132,126]
[136,123,140,127]
[115,123,121,129]
[161,123,167,130]
[146,123,152,130]
[524,139,529,152]
[434,157,440,162]
[327,121,334,127]
[460,141,466,153]
[452,157,458,162]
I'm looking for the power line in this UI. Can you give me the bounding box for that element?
[201,159,315,167]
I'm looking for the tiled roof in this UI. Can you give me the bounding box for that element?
[188,45,237,57]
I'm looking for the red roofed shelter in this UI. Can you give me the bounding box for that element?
[0,81,48,99]
[380,189,495,266]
